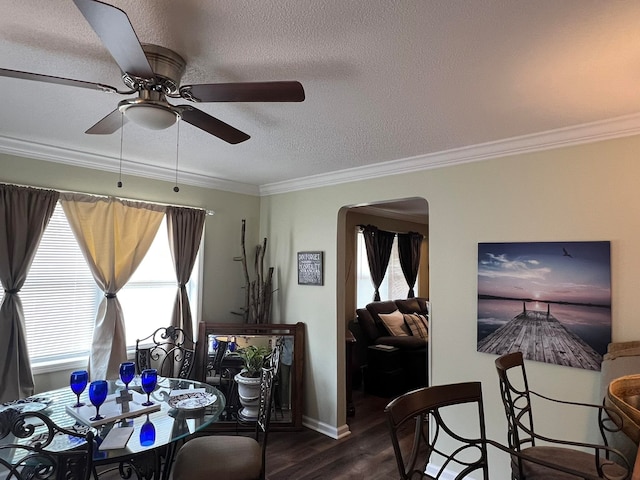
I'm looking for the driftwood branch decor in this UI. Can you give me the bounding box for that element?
[233,219,274,324]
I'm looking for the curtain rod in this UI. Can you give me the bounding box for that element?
[1,182,214,216]
[357,224,422,236]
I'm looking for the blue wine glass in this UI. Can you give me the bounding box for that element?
[119,362,136,390]
[139,415,156,447]
[88,380,109,421]
[140,369,157,406]
[70,370,88,408]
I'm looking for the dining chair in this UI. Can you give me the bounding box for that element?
[0,409,95,480]
[136,326,198,379]
[269,338,284,420]
[206,339,230,386]
[172,365,276,480]
[384,381,491,479]
[494,351,631,479]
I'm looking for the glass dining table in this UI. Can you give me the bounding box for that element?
[1,377,225,480]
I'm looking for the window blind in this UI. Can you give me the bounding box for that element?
[20,204,97,362]
[0,203,201,368]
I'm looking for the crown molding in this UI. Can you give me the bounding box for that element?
[3,112,640,198]
[0,135,260,196]
[259,112,640,196]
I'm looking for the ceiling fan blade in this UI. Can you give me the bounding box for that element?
[180,81,305,103]
[177,106,250,144]
[73,0,154,78]
[85,109,127,134]
[0,68,119,93]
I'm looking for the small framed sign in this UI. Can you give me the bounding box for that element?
[297,251,324,286]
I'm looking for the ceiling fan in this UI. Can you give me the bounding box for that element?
[0,0,305,144]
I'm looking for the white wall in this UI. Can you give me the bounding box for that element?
[0,153,261,391]
[259,134,640,478]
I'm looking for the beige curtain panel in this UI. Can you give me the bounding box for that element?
[60,193,165,380]
[166,206,206,341]
[0,184,59,402]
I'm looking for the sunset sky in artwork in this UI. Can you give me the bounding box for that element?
[477,241,611,306]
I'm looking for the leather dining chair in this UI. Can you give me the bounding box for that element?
[172,365,276,480]
[0,409,95,480]
[494,351,630,479]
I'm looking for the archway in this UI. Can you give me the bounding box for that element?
[336,197,429,431]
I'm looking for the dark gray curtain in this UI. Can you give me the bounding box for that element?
[361,225,395,301]
[397,232,423,298]
[166,206,206,341]
[0,184,59,402]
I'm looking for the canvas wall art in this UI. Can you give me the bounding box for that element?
[477,241,611,371]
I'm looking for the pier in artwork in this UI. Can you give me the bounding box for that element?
[477,302,602,371]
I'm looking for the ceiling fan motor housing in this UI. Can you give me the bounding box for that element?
[122,44,186,95]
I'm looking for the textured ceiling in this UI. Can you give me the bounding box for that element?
[2,1,640,193]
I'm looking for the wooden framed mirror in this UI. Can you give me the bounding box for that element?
[196,321,304,431]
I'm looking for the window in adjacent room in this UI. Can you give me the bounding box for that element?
[0,203,201,372]
[356,229,416,307]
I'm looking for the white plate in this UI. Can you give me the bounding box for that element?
[168,392,217,410]
[0,402,48,413]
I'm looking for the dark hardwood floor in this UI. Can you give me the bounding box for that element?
[265,388,405,479]
[98,388,409,480]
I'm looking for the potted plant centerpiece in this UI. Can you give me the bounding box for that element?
[234,345,271,420]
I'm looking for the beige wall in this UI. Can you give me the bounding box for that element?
[259,134,640,478]
[0,153,261,390]
[4,132,640,477]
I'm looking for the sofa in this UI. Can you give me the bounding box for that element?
[350,297,429,396]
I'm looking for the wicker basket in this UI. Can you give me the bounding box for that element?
[606,374,640,445]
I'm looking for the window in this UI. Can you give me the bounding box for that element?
[0,203,200,371]
[356,229,416,307]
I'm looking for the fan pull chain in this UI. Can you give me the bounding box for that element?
[117,113,124,188]
[173,121,180,193]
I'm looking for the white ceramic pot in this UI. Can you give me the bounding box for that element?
[234,372,261,420]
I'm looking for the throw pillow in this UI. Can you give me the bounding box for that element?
[404,313,429,339]
[378,310,410,336]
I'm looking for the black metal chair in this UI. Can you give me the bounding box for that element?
[0,409,95,480]
[172,365,276,480]
[206,339,230,386]
[385,381,631,479]
[136,326,197,379]
[385,381,491,479]
[205,338,243,421]
[269,338,284,420]
[495,351,630,479]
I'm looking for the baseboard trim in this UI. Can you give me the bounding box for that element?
[302,415,352,440]
[426,464,479,480]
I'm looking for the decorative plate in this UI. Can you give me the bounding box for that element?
[0,402,48,414]
[1,396,52,407]
[168,392,217,410]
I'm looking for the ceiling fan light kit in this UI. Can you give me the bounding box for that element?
[118,97,180,131]
[0,0,305,144]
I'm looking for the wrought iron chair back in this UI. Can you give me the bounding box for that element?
[0,409,94,480]
[384,381,490,480]
[495,351,631,479]
[494,350,536,452]
[255,365,276,479]
[136,326,197,379]
[269,338,283,376]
